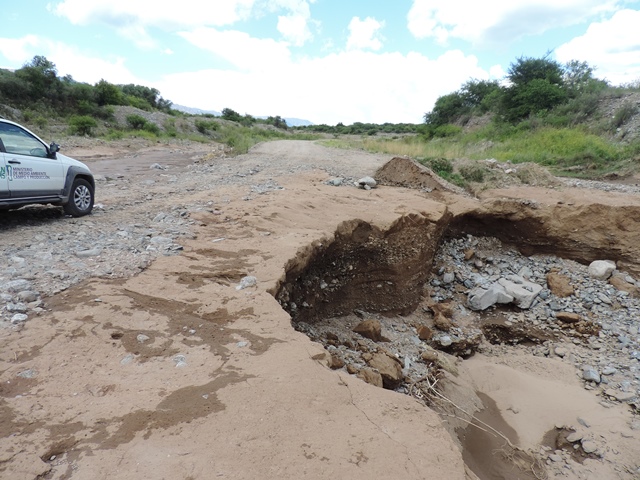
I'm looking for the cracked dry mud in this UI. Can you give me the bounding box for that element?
[1,139,640,480]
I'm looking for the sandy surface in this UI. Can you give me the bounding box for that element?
[1,140,639,479]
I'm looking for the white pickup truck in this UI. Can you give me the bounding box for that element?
[0,118,94,217]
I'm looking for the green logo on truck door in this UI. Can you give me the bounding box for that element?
[0,166,5,179]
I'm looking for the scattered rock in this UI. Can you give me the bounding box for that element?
[329,354,345,370]
[433,313,453,332]
[581,439,598,454]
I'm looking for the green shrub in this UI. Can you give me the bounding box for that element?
[459,164,487,182]
[164,118,177,137]
[126,114,147,130]
[195,118,218,134]
[433,124,462,138]
[69,115,98,136]
[426,157,454,175]
[143,122,160,135]
[611,102,638,129]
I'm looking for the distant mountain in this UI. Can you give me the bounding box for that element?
[172,104,313,127]
[172,104,221,116]
[280,118,314,127]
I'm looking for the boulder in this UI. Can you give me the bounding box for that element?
[588,260,616,280]
[498,276,543,309]
[352,319,382,342]
[468,283,514,311]
[368,353,403,389]
[546,272,574,297]
[356,368,383,388]
[355,176,377,190]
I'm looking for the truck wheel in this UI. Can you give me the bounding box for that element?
[64,179,94,217]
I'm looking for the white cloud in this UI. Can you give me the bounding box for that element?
[0,35,140,85]
[179,28,291,72]
[0,35,40,63]
[155,48,488,124]
[555,9,640,85]
[277,14,312,46]
[407,0,620,45]
[347,17,385,51]
[53,0,256,29]
[52,0,317,47]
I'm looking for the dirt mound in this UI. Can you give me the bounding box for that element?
[375,156,466,194]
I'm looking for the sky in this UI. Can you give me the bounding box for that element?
[1,1,639,125]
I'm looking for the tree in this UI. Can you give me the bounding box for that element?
[424,92,468,127]
[94,79,123,106]
[15,55,61,102]
[500,55,568,122]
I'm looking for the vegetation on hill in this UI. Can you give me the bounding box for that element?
[0,55,314,153]
[316,55,640,183]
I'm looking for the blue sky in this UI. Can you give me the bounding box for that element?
[1,1,639,124]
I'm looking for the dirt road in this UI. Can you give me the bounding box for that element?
[1,139,639,479]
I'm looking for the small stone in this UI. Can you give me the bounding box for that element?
[442,272,455,284]
[353,319,382,342]
[577,417,591,428]
[549,454,563,462]
[236,341,248,348]
[417,325,433,341]
[556,312,581,323]
[554,347,568,357]
[601,367,617,375]
[329,354,344,369]
[566,432,583,443]
[582,366,601,383]
[75,247,102,258]
[136,334,150,343]
[236,276,258,290]
[16,369,37,379]
[464,249,475,261]
[433,313,453,332]
[581,439,597,454]
[3,279,32,293]
[11,313,28,324]
[439,335,453,347]
[15,291,39,303]
[7,303,28,313]
[421,350,438,362]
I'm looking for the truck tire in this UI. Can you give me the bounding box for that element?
[64,178,94,217]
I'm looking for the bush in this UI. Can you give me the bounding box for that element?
[69,115,98,136]
[143,122,160,135]
[426,157,454,175]
[611,102,638,129]
[459,164,487,182]
[126,114,147,130]
[195,119,218,134]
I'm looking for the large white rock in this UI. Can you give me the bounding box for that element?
[588,260,616,280]
[498,276,543,309]
[468,283,514,311]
